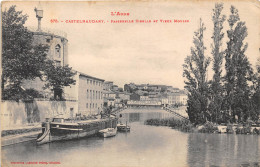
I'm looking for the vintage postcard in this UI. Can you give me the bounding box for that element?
[1,0,260,167]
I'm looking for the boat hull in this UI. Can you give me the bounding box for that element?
[36,118,117,144]
[117,124,130,132]
[98,128,117,138]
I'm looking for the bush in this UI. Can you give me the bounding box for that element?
[145,118,194,132]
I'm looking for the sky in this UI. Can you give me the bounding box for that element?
[2,0,260,89]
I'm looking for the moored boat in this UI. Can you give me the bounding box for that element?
[217,123,227,133]
[117,123,130,132]
[36,116,118,145]
[98,128,117,138]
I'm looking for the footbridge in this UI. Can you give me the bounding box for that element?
[163,107,189,121]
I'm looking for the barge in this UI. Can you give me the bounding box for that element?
[36,116,118,144]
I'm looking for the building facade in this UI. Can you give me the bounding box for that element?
[77,73,104,116]
[167,93,188,106]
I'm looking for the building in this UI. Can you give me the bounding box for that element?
[136,84,148,90]
[117,92,131,101]
[124,83,137,93]
[103,81,113,91]
[103,90,117,107]
[22,5,69,98]
[167,93,188,106]
[130,93,140,101]
[140,95,149,101]
[64,72,105,116]
[111,85,119,91]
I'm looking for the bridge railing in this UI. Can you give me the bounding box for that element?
[127,100,162,106]
[163,107,189,121]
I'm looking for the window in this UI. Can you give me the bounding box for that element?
[90,90,92,98]
[86,103,88,108]
[95,103,97,108]
[90,80,92,84]
[96,91,98,99]
[93,91,95,99]
[55,60,61,66]
[87,79,89,84]
[55,44,61,58]
[87,89,89,99]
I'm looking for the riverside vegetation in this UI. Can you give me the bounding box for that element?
[145,118,260,135]
[182,3,260,126]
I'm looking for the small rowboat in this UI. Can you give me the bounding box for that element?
[117,123,130,132]
[98,128,117,138]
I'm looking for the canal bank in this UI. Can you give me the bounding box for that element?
[1,106,125,147]
[2,108,260,167]
[145,117,260,135]
[1,124,42,147]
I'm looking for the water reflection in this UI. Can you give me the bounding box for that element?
[118,108,176,124]
[2,108,260,167]
[187,133,260,167]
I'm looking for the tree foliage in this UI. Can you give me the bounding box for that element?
[2,6,49,100]
[184,4,259,124]
[208,3,226,123]
[43,61,76,100]
[223,5,254,123]
[183,19,211,125]
[2,6,75,101]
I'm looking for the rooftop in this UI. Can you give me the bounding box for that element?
[78,71,105,82]
[28,26,67,38]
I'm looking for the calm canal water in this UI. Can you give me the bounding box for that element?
[2,108,260,167]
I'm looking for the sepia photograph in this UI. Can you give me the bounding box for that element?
[1,0,260,166]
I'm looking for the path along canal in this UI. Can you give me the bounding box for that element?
[2,108,260,167]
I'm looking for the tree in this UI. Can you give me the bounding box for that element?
[43,61,76,100]
[208,3,226,123]
[2,6,49,100]
[223,6,254,123]
[183,19,211,125]
[250,57,260,122]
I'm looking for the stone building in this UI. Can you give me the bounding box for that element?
[32,31,68,67]
[22,6,105,117]
[22,6,69,99]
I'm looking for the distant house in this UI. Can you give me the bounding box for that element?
[112,85,119,91]
[103,81,113,91]
[124,83,137,93]
[104,97,115,107]
[140,95,149,101]
[130,93,140,101]
[117,92,131,101]
[136,84,148,90]
[103,90,117,107]
[167,93,187,106]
